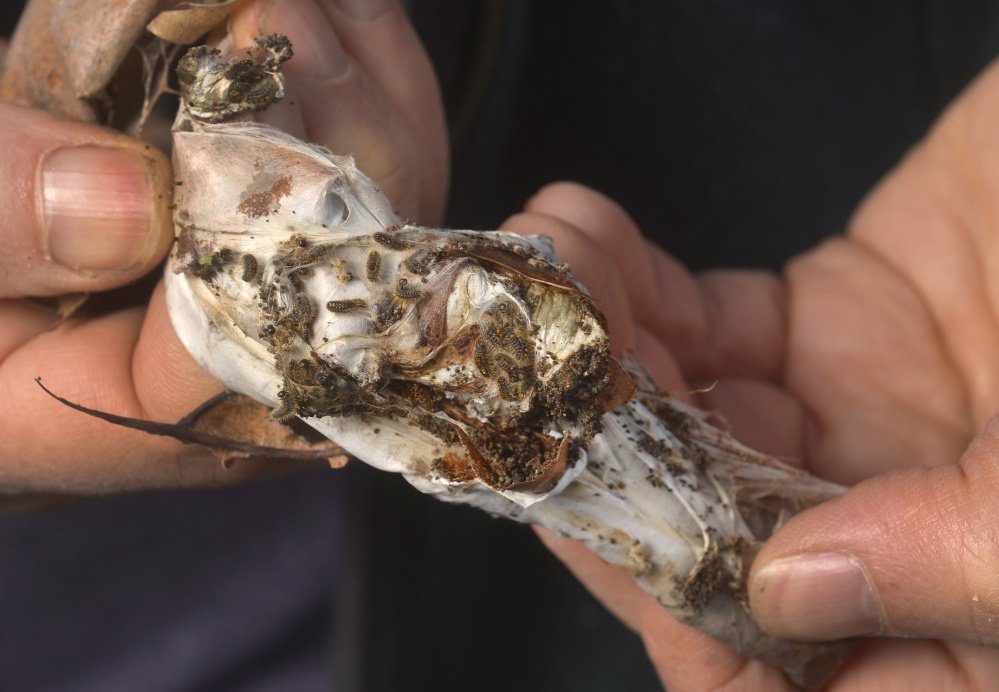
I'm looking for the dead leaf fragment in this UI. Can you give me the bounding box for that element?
[0,0,161,120]
[147,1,241,45]
[186,392,349,468]
[35,380,349,469]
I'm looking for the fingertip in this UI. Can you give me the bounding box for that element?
[748,463,999,645]
[38,139,173,288]
[524,181,585,209]
[525,181,644,251]
[262,0,350,82]
[326,0,394,22]
[526,182,659,319]
[223,1,310,138]
[0,103,174,298]
[747,481,892,642]
[228,0,267,45]
[318,0,447,218]
[525,181,620,220]
[749,551,885,642]
[500,211,636,351]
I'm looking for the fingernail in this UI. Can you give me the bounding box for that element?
[41,146,158,273]
[752,553,884,641]
[331,0,391,21]
[264,0,349,80]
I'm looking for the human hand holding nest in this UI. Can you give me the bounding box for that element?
[0,0,446,496]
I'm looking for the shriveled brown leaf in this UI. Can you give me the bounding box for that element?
[147,0,240,45]
[185,392,349,468]
[54,292,88,323]
[1,0,238,123]
[51,0,161,99]
[0,0,160,120]
[35,380,349,469]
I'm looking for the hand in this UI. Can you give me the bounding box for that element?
[511,55,999,689]
[0,0,446,498]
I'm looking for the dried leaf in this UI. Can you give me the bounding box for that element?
[54,292,88,323]
[147,1,241,45]
[51,0,161,99]
[0,0,160,120]
[35,379,348,468]
[461,240,579,292]
[183,391,350,468]
[596,358,637,412]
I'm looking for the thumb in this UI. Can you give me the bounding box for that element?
[748,418,999,644]
[0,102,173,298]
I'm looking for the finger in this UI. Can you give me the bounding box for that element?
[699,379,808,462]
[785,237,971,482]
[638,590,795,692]
[525,182,787,383]
[749,415,999,645]
[232,0,447,224]
[511,192,688,391]
[499,211,636,354]
[0,103,173,298]
[524,183,658,322]
[0,300,55,362]
[535,528,645,631]
[0,283,273,494]
[634,325,689,395]
[827,639,999,691]
[537,529,794,691]
[319,0,448,203]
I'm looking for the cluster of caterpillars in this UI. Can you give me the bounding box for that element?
[181,223,620,491]
[176,34,294,123]
[183,227,449,421]
[473,299,536,402]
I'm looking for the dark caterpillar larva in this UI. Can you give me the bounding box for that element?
[326,298,368,313]
[241,254,258,281]
[395,278,420,299]
[366,250,381,281]
[373,231,413,250]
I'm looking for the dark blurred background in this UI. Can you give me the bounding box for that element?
[3,2,999,691]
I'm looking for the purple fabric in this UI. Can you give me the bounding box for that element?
[0,469,346,691]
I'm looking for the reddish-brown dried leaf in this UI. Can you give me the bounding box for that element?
[187,392,349,468]
[0,0,159,120]
[147,1,240,45]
